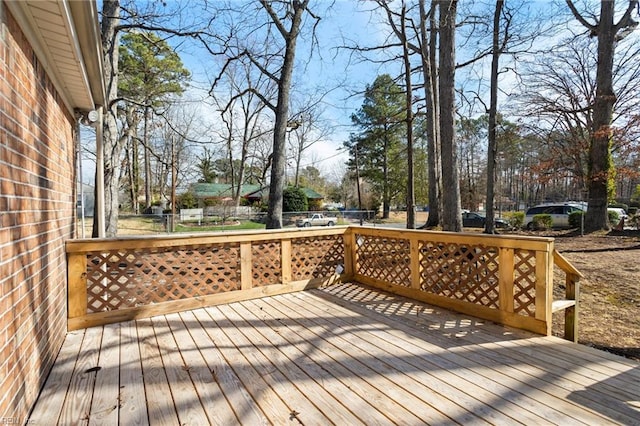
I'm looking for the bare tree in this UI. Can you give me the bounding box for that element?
[420,0,442,228]
[484,0,504,234]
[96,0,217,236]
[213,58,274,206]
[567,0,638,231]
[96,0,123,237]
[399,2,417,229]
[287,97,332,188]
[260,0,317,229]
[367,0,440,228]
[210,1,320,228]
[439,0,462,231]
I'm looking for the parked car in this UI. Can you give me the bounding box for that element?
[608,207,628,221]
[462,211,509,229]
[524,203,584,229]
[296,213,338,227]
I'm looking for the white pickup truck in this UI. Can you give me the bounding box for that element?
[296,213,338,227]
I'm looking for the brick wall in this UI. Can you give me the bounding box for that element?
[0,4,76,421]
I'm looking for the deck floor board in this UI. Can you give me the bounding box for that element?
[29,283,640,425]
[321,283,640,424]
[88,323,120,426]
[229,300,395,425]
[284,291,555,425]
[118,320,148,426]
[314,284,632,424]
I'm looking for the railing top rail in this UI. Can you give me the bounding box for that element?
[66,226,349,252]
[553,250,584,278]
[66,225,558,253]
[349,226,555,252]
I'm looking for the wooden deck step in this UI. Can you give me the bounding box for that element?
[552,299,576,312]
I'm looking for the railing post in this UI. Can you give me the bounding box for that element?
[564,274,579,342]
[410,237,421,290]
[498,247,514,314]
[535,248,554,335]
[281,238,292,284]
[240,242,253,290]
[343,228,355,279]
[67,252,87,322]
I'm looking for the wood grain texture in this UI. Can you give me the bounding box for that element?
[67,252,88,319]
[33,283,639,425]
[66,226,582,341]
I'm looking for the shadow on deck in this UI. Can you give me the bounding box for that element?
[30,282,640,425]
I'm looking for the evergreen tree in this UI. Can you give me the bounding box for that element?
[118,31,190,212]
[350,74,406,218]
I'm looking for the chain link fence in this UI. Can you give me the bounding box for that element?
[77,209,380,236]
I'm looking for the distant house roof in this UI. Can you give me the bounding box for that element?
[191,183,262,199]
[244,186,324,201]
[243,187,268,200]
[300,187,324,200]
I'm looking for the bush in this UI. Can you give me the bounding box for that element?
[283,186,308,212]
[608,209,620,225]
[568,211,584,228]
[532,214,553,230]
[176,190,198,209]
[504,211,524,229]
[308,198,323,211]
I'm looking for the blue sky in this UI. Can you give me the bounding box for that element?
[81,0,638,185]
[171,1,400,175]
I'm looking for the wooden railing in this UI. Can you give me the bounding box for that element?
[552,250,583,342]
[345,227,581,340]
[66,226,580,340]
[67,227,348,330]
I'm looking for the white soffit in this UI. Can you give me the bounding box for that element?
[6,0,97,112]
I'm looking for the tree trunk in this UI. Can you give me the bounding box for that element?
[234,123,251,208]
[265,2,306,229]
[585,1,616,232]
[94,0,121,237]
[143,106,152,210]
[401,3,416,229]
[382,131,390,219]
[485,0,504,234]
[567,0,639,231]
[438,0,462,231]
[421,0,442,228]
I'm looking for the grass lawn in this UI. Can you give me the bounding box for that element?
[175,220,266,233]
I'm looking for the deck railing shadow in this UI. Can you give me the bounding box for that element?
[36,288,638,424]
[66,226,582,340]
[285,288,640,424]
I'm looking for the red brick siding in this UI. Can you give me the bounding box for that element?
[1,4,76,420]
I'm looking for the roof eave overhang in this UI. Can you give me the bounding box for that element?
[5,0,106,114]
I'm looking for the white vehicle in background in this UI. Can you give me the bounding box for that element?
[296,213,338,227]
[524,203,585,229]
[607,207,628,221]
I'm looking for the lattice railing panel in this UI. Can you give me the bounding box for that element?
[355,234,411,286]
[252,241,282,287]
[420,242,500,308]
[513,249,536,316]
[291,235,345,280]
[86,244,241,313]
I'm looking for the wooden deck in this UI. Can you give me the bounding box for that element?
[30,283,640,425]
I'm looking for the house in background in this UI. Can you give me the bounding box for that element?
[191,182,262,206]
[244,186,325,210]
[77,183,95,218]
[0,0,104,419]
